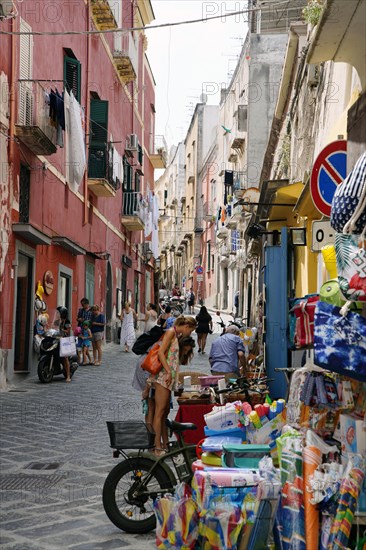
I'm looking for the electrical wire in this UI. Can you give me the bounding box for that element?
[0,1,298,36]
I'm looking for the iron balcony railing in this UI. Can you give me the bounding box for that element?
[88,143,122,190]
[122,191,148,221]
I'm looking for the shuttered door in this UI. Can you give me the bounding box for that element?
[19,18,33,125]
[64,56,81,101]
[88,99,108,178]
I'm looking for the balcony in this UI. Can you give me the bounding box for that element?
[113,32,138,84]
[121,191,147,230]
[90,0,117,31]
[233,171,249,199]
[149,135,168,169]
[15,81,57,156]
[226,204,244,229]
[203,202,216,222]
[88,144,121,197]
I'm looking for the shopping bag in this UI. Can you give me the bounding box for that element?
[289,295,319,349]
[314,301,366,381]
[335,233,366,302]
[59,336,77,357]
[141,338,164,375]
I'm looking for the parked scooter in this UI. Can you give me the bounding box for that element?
[37,309,78,383]
[216,311,246,334]
[38,329,78,383]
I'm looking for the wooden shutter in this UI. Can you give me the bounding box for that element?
[90,99,108,145]
[123,156,132,190]
[64,56,81,102]
[88,99,109,178]
[19,18,33,125]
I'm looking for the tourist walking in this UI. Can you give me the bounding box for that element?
[140,303,158,333]
[119,302,137,353]
[195,305,212,354]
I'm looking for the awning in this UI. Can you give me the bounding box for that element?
[52,236,86,255]
[307,0,366,88]
[269,182,304,220]
[12,223,52,246]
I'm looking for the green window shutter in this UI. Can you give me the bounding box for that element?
[64,56,81,102]
[90,99,108,145]
[88,100,109,178]
[138,144,143,165]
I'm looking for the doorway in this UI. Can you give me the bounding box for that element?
[105,262,112,342]
[14,252,33,372]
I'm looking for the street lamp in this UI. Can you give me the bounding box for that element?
[145,248,153,262]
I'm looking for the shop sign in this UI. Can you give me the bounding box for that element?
[311,220,335,252]
[310,140,347,217]
[196,275,203,282]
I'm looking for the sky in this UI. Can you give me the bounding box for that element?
[146,1,249,148]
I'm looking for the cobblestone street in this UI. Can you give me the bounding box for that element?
[0,330,218,549]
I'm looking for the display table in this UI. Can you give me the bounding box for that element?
[175,403,214,444]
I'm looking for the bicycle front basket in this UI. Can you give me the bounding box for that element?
[106,421,155,449]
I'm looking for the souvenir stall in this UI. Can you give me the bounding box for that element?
[153,156,366,549]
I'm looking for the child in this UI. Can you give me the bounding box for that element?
[81,320,93,365]
[74,326,83,364]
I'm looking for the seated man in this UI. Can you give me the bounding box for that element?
[209,325,246,381]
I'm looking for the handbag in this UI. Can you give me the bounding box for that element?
[141,338,164,375]
[59,336,77,358]
[314,301,366,381]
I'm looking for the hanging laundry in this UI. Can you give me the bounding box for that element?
[49,89,57,128]
[64,89,86,192]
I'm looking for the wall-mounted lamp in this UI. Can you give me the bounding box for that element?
[145,248,153,262]
[155,257,161,269]
[289,227,307,246]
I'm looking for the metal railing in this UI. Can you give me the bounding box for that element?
[122,191,147,222]
[88,143,121,190]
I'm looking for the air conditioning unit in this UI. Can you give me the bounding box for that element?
[126,133,138,151]
[0,1,15,19]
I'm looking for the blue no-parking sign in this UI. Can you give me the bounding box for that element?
[310,140,347,217]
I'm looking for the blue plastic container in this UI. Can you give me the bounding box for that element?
[204,426,246,440]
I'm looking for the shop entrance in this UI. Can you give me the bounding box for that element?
[14,252,33,372]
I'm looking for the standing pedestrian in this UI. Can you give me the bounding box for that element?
[91,304,105,365]
[234,290,240,318]
[195,305,212,354]
[119,301,137,353]
[187,287,195,314]
[59,307,72,382]
[150,316,197,455]
[81,320,93,365]
[140,303,158,333]
[77,298,92,327]
[158,284,168,301]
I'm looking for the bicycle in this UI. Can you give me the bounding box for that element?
[102,418,197,534]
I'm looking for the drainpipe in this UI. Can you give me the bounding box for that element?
[83,1,91,225]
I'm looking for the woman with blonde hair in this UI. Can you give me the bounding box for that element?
[119,301,137,353]
[150,315,197,455]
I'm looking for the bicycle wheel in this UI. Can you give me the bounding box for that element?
[102,456,174,533]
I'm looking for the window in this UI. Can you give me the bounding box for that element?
[207,242,211,271]
[211,254,215,272]
[58,264,73,311]
[238,105,248,132]
[88,99,109,179]
[123,156,133,190]
[85,263,95,304]
[64,53,81,102]
[135,172,140,193]
[19,19,33,125]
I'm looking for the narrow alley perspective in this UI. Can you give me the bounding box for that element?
[1,0,365,549]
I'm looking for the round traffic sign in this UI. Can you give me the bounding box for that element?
[310,140,347,217]
[196,266,203,274]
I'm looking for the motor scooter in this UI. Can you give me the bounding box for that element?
[38,328,78,383]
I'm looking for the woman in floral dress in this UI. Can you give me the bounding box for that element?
[150,315,197,455]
